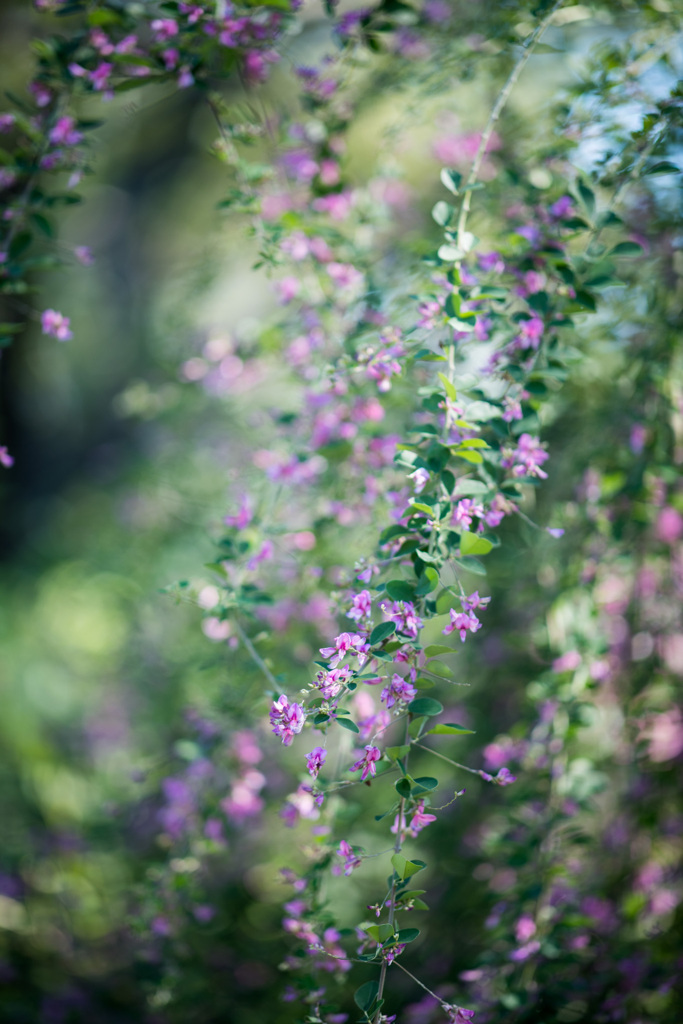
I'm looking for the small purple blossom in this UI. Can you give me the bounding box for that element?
[443,608,481,642]
[306,746,327,779]
[320,632,370,669]
[381,673,417,710]
[336,839,362,875]
[383,600,423,639]
[41,309,72,341]
[501,433,549,480]
[0,446,14,468]
[350,745,381,781]
[347,590,372,622]
[478,766,517,786]
[270,695,305,746]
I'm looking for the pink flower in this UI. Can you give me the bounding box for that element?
[656,506,683,545]
[347,590,372,622]
[314,666,352,700]
[409,800,437,836]
[336,839,362,875]
[350,744,381,781]
[515,915,537,943]
[320,632,370,669]
[41,309,72,341]
[305,746,327,778]
[501,433,549,479]
[151,18,179,41]
[74,245,94,266]
[270,695,306,746]
[0,114,16,132]
[312,191,354,221]
[383,600,423,639]
[90,62,114,91]
[452,498,484,530]
[224,496,253,529]
[0,446,14,468]
[276,276,301,304]
[478,766,517,786]
[443,608,481,642]
[48,116,82,147]
[461,591,490,612]
[409,467,430,493]
[381,673,417,710]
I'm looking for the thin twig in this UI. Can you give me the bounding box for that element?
[455,0,566,251]
[233,618,280,689]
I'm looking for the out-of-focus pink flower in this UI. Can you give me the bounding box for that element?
[41,309,72,341]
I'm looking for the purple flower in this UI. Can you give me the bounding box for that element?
[347,590,372,622]
[270,695,305,746]
[381,673,417,710]
[336,839,362,875]
[501,433,549,480]
[452,498,484,530]
[0,447,14,469]
[350,745,381,781]
[306,746,326,779]
[443,1006,476,1024]
[478,766,517,786]
[383,600,423,639]
[48,116,82,147]
[41,309,72,341]
[443,608,481,643]
[320,632,370,669]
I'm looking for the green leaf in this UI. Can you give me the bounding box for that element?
[413,677,435,689]
[466,401,501,422]
[395,778,412,798]
[385,579,416,602]
[408,716,427,738]
[408,698,443,717]
[431,200,453,226]
[401,890,426,899]
[437,372,457,401]
[427,722,475,735]
[391,854,424,880]
[415,567,439,596]
[354,981,380,1012]
[370,622,396,645]
[412,898,429,910]
[644,160,679,175]
[386,744,411,760]
[453,556,487,577]
[415,550,438,564]
[337,717,360,734]
[409,502,434,518]
[379,523,409,544]
[452,448,483,464]
[577,180,595,217]
[440,168,462,194]
[608,241,643,257]
[365,924,394,945]
[412,777,438,791]
[459,437,489,449]
[424,644,453,657]
[438,243,464,262]
[396,927,421,943]
[8,231,32,261]
[425,660,453,679]
[460,532,493,556]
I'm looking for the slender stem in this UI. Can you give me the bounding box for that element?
[412,741,481,777]
[233,618,280,689]
[373,719,411,1023]
[455,0,565,251]
[392,960,445,1005]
